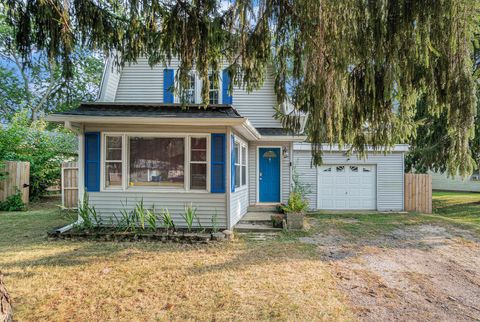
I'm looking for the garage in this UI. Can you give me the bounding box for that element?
[317,164,376,210]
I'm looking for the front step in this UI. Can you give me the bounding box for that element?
[234,223,282,233]
[247,205,280,212]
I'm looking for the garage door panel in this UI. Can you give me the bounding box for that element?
[317,164,376,210]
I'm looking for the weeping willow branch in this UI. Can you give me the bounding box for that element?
[4,0,479,176]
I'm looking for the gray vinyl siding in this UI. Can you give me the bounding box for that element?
[292,150,317,209]
[293,144,405,211]
[430,171,480,192]
[230,189,248,226]
[229,132,249,226]
[115,58,165,102]
[105,58,281,127]
[89,192,227,228]
[248,141,292,205]
[83,123,227,228]
[99,59,121,102]
[232,71,281,128]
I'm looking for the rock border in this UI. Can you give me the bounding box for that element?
[47,228,233,244]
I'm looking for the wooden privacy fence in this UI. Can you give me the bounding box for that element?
[0,161,30,204]
[62,161,78,209]
[405,173,432,214]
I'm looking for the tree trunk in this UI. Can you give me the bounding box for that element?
[0,272,13,322]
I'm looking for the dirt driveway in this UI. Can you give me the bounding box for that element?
[300,220,480,321]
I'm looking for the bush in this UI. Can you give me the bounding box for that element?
[0,112,76,200]
[0,190,25,211]
[281,192,309,213]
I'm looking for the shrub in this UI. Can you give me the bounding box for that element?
[0,189,25,211]
[77,192,101,229]
[162,208,175,231]
[281,192,309,213]
[0,113,76,200]
[182,203,197,232]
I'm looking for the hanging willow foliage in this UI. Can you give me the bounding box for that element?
[4,0,479,176]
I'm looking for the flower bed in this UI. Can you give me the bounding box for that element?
[48,227,231,244]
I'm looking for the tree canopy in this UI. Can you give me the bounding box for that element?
[4,0,480,176]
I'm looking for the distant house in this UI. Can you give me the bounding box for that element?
[47,57,408,230]
[430,171,480,192]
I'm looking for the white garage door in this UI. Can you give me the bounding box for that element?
[317,165,376,210]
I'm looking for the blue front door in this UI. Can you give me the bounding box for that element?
[259,147,281,202]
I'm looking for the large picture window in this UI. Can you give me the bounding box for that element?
[129,137,185,188]
[105,136,123,188]
[103,134,210,191]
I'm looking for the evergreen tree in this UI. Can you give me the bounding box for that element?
[3,0,479,176]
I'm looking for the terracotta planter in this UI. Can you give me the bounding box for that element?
[286,212,305,230]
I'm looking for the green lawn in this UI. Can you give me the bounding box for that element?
[304,191,480,239]
[0,192,478,321]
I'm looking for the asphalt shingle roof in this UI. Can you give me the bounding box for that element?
[56,103,242,118]
[256,127,295,136]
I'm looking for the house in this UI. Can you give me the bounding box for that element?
[430,171,480,192]
[48,57,408,229]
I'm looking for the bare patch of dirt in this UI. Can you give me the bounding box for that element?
[301,224,480,321]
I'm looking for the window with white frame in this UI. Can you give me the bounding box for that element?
[190,137,207,189]
[103,134,210,191]
[104,136,123,188]
[129,137,185,188]
[180,73,196,104]
[234,139,247,188]
[209,73,219,104]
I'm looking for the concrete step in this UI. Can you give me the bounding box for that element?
[247,205,280,212]
[239,232,280,241]
[234,223,282,233]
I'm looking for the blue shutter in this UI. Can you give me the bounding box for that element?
[222,69,232,104]
[163,69,174,103]
[211,134,226,193]
[231,134,235,192]
[84,132,101,192]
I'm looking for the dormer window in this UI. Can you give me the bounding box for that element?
[209,73,219,104]
[182,73,196,104]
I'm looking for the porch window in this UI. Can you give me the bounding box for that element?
[128,137,185,188]
[104,136,123,188]
[190,137,207,190]
[234,139,247,188]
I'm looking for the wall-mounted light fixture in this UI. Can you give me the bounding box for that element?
[282,146,289,159]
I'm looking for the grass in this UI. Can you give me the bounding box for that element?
[306,191,480,239]
[1,192,478,321]
[0,197,352,321]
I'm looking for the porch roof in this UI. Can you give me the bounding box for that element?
[47,103,261,141]
[52,102,242,118]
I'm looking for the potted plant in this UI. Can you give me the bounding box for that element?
[281,192,309,230]
[270,213,285,229]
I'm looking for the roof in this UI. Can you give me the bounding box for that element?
[54,102,242,119]
[256,128,295,136]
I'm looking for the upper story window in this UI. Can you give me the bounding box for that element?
[174,71,223,104]
[179,73,196,104]
[209,73,219,104]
